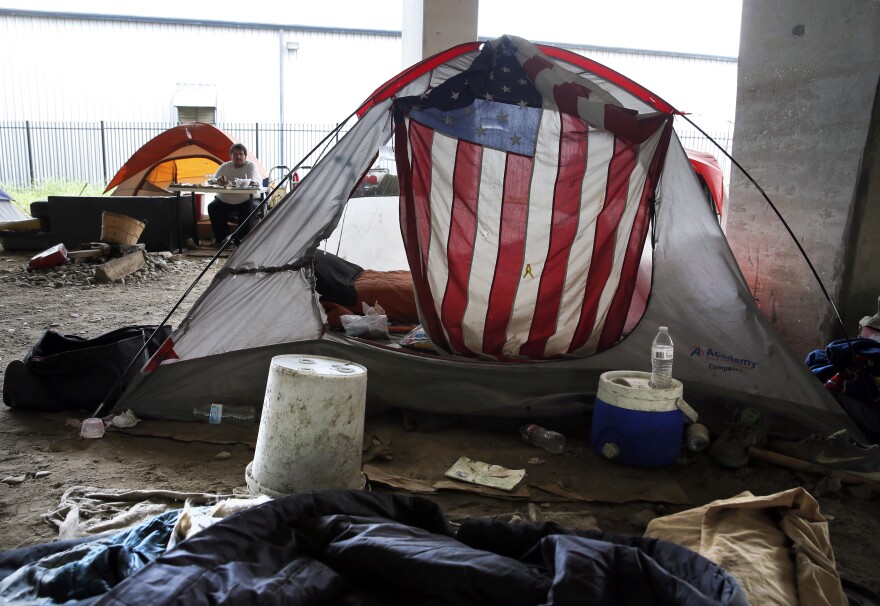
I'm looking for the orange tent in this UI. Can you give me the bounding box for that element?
[104,122,267,196]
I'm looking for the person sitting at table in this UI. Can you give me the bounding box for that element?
[208,143,262,246]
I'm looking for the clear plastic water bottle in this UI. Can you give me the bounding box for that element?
[650,326,674,389]
[193,403,256,424]
[520,424,566,454]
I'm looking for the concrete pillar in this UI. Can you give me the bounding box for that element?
[728,0,880,357]
[402,0,478,68]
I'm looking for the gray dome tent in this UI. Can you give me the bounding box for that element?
[113,36,856,439]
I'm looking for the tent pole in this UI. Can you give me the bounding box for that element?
[91,103,373,419]
[678,113,851,343]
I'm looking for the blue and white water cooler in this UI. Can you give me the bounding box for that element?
[591,370,695,467]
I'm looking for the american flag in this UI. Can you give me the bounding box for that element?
[394,36,672,361]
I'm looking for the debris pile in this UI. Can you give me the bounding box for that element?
[1,243,209,289]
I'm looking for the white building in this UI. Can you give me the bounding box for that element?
[0,8,736,183]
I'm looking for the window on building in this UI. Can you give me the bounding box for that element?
[177,106,216,124]
[173,84,217,125]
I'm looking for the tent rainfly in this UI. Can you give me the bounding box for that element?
[113,36,857,440]
[104,122,267,196]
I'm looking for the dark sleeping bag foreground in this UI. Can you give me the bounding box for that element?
[80,490,745,606]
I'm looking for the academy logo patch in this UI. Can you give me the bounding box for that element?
[690,346,757,373]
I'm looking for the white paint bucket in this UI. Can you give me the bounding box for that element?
[246,354,367,496]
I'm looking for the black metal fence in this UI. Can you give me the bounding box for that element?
[0,120,733,189]
[675,127,734,182]
[0,121,348,188]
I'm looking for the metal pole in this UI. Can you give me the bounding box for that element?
[25,120,35,185]
[100,120,108,185]
[278,29,285,167]
[255,122,259,160]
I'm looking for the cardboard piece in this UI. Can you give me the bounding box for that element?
[362,465,530,499]
[534,479,691,505]
[444,456,526,492]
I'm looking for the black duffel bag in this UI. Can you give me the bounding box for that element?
[3,325,172,413]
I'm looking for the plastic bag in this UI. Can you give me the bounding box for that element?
[340,315,389,339]
[363,301,385,316]
[341,310,389,340]
[399,325,434,351]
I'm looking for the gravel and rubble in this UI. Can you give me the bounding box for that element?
[0,250,220,371]
[0,252,209,289]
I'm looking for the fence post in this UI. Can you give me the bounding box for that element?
[25,120,35,185]
[100,120,108,185]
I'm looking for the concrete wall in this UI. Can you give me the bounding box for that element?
[402,0,478,66]
[840,75,880,335]
[728,0,880,357]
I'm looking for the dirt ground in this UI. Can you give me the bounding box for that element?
[0,248,878,597]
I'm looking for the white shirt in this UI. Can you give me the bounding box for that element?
[215,160,261,204]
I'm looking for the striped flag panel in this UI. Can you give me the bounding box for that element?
[394,36,672,360]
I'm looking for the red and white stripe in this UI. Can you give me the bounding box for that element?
[395,36,673,360]
[398,112,669,360]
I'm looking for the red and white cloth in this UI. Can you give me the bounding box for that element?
[395,35,672,360]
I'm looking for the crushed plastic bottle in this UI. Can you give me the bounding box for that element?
[520,424,566,454]
[686,423,710,453]
[193,403,256,424]
[650,326,674,389]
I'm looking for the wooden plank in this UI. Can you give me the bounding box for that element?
[68,249,104,260]
[94,251,145,282]
[0,218,42,232]
[749,447,880,489]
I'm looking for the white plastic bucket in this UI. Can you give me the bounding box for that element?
[591,371,695,467]
[246,355,367,496]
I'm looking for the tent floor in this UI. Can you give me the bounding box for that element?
[0,247,877,596]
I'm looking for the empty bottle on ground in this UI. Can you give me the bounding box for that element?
[520,424,566,453]
[650,326,674,389]
[686,423,710,452]
[193,403,256,424]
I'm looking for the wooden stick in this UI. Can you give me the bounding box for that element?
[749,447,880,489]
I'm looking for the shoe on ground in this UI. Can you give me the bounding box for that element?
[767,429,880,472]
[709,408,770,469]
